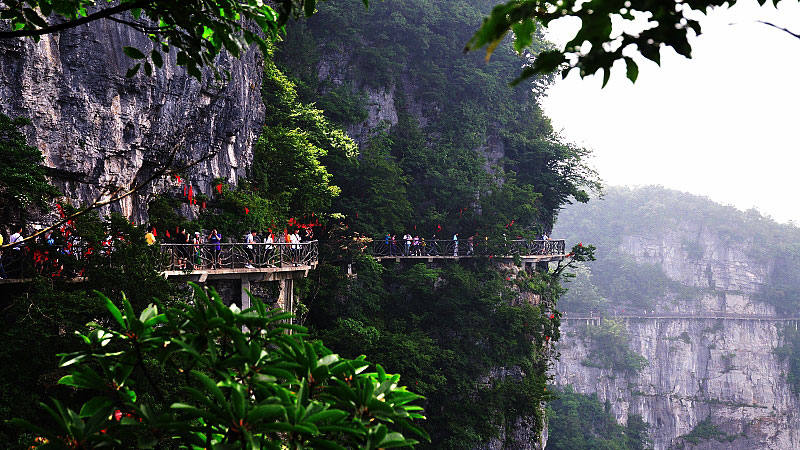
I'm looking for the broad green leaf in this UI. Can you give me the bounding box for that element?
[97,291,125,328]
[78,397,112,418]
[123,46,146,60]
[248,404,284,422]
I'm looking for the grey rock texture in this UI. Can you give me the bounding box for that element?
[553,227,800,449]
[0,20,265,223]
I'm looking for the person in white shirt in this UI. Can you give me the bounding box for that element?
[245,231,257,268]
[9,226,24,277]
[289,230,301,265]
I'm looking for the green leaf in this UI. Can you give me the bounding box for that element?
[125,63,141,78]
[624,57,639,83]
[97,291,125,328]
[304,409,348,424]
[78,397,112,418]
[248,404,284,422]
[123,46,146,59]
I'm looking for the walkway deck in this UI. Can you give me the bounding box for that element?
[159,241,318,278]
[371,239,567,263]
[562,314,800,322]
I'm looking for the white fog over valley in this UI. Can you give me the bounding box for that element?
[542,0,800,224]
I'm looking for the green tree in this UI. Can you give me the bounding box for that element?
[0,113,58,215]
[0,211,176,445]
[14,284,427,449]
[547,386,651,450]
[306,258,563,449]
[581,319,648,375]
[253,53,355,220]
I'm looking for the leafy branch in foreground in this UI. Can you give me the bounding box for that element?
[466,0,789,86]
[0,0,367,79]
[13,283,427,449]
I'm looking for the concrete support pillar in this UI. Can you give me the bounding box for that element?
[276,278,295,317]
[240,276,251,311]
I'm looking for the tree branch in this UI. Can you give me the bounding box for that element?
[757,21,800,40]
[105,15,171,34]
[0,1,146,39]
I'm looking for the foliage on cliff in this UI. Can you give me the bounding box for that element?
[0,212,177,445]
[278,0,599,235]
[0,113,59,216]
[147,48,354,238]
[775,325,800,394]
[547,386,651,450]
[674,417,739,447]
[580,319,648,376]
[300,257,562,449]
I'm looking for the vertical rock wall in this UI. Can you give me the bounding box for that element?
[0,20,265,223]
[552,228,800,449]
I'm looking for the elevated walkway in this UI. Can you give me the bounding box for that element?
[160,241,319,312]
[562,313,800,329]
[370,239,566,266]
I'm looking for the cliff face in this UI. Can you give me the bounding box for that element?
[0,20,265,223]
[553,204,800,449]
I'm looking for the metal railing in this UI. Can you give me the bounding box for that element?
[159,241,319,271]
[371,239,566,258]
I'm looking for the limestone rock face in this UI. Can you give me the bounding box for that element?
[553,225,800,449]
[0,21,265,223]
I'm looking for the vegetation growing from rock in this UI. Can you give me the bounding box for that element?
[0,113,59,217]
[580,319,648,376]
[278,0,600,235]
[775,325,800,394]
[674,417,739,446]
[302,258,563,448]
[547,385,651,450]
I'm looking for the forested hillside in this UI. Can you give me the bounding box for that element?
[0,1,600,448]
[554,185,800,315]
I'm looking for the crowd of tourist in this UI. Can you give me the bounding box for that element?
[147,225,315,270]
[380,231,551,257]
[0,222,318,278]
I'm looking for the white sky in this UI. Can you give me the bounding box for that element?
[540,0,800,224]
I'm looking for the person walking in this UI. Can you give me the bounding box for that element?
[192,232,202,269]
[428,233,438,256]
[208,229,222,268]
[265,231,275,264]
[453,233,459,256]
[245,230,257,268]
[9,226,25,277]
[290,229,301,265]
[467,234,474,256]
[404,233,412,256]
